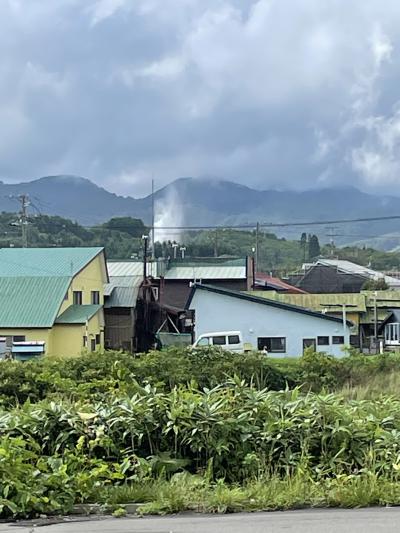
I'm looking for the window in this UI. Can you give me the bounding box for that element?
[83,335,87,347]
[303,339,316,352]
[6,335,26,348]
[212,336,226,346]
[228,335,240,345]
[197,337,210,347]
[95,334,101,345]
[91,291,100,305]
[332,336,344,344]
[91,339,96,352]
[73,291,82,305]
[317,336,329,346]
[257,337,286,353]
[64,292,69,301]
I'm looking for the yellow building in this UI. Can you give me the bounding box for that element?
[0,247,108,359]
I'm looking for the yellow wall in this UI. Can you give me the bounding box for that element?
[58,252,107,315]
[50,324,84,357]
[0,310,104,358]
[51,311,104,357]
[0,328,52,353]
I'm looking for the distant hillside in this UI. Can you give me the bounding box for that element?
[1,175,400,248]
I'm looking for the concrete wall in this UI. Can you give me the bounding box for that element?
[190,289,351,358]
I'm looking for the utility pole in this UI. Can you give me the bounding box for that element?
[10,194,30,247]
[374,291,378,344]
[151,178,155,260]
[214,229,218,258]
[142,235,149,280]
[172,242,178,260]
[255,222,260,274]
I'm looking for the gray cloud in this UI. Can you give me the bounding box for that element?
[1,0,400,196]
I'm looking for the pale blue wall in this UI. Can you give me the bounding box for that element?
[190,290,351,358]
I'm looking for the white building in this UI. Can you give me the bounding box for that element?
[187,284,351,358]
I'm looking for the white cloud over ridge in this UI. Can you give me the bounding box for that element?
[1,1,400,195]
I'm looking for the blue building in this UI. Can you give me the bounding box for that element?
[186,284,351,357]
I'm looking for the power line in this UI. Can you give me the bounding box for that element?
[79,213,400,231]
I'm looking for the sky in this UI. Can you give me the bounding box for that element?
[1,0,400,197]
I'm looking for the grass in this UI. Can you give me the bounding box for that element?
[94,472,400,515]
[338,369,400,400]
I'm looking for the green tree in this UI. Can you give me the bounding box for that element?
[300,232,307,262]
[308,234,321,260]
[362,278,389,291]
[103,217,147,238]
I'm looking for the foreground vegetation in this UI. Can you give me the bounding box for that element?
[2,348,400,518]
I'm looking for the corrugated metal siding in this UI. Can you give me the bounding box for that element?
[104,311,134,351]
[0,276,71,327]
[163,279,248,308]
[107,262,157,277]
[104,276,142,307]
[0,247,103,277]
[165,266,246,280]
[251,291,367,312]
[107,262,143,276]
[104,276,142,294]
[107,262,246,280]
[104,287,139,308]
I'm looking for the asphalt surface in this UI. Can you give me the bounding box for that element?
[2,508,400,533]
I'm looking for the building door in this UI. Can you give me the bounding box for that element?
[303,338,316,353]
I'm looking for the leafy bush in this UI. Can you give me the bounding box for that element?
[2,349,400,517]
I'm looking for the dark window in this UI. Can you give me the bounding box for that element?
[350,335,359,347]
[303,339,316,352]
[64,292,68,301]
[13,335,26,342]
[95,334,101,345]
[212,336,226,346]
[91,291,100,305]
[91,339,96,351]
[228,335,240,345]
[83,335,87,347]
[73,291,82,305]
[257,337,286,353]
[317,336,329,346]
[332,336,345,344]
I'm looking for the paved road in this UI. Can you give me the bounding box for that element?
[2,508,400,533]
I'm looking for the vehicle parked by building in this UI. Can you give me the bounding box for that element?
[192,330,245,352]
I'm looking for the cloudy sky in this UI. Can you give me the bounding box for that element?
[1,0,400,197]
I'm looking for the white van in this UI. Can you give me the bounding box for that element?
[192,331,247,353]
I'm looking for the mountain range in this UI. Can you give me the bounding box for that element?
[1,175,400,250]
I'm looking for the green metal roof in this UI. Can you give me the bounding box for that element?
[0,247,105,328]
[251,291,367,313]
[0,247,104,277]
[0,276,71,327]
[55,305,102,324]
